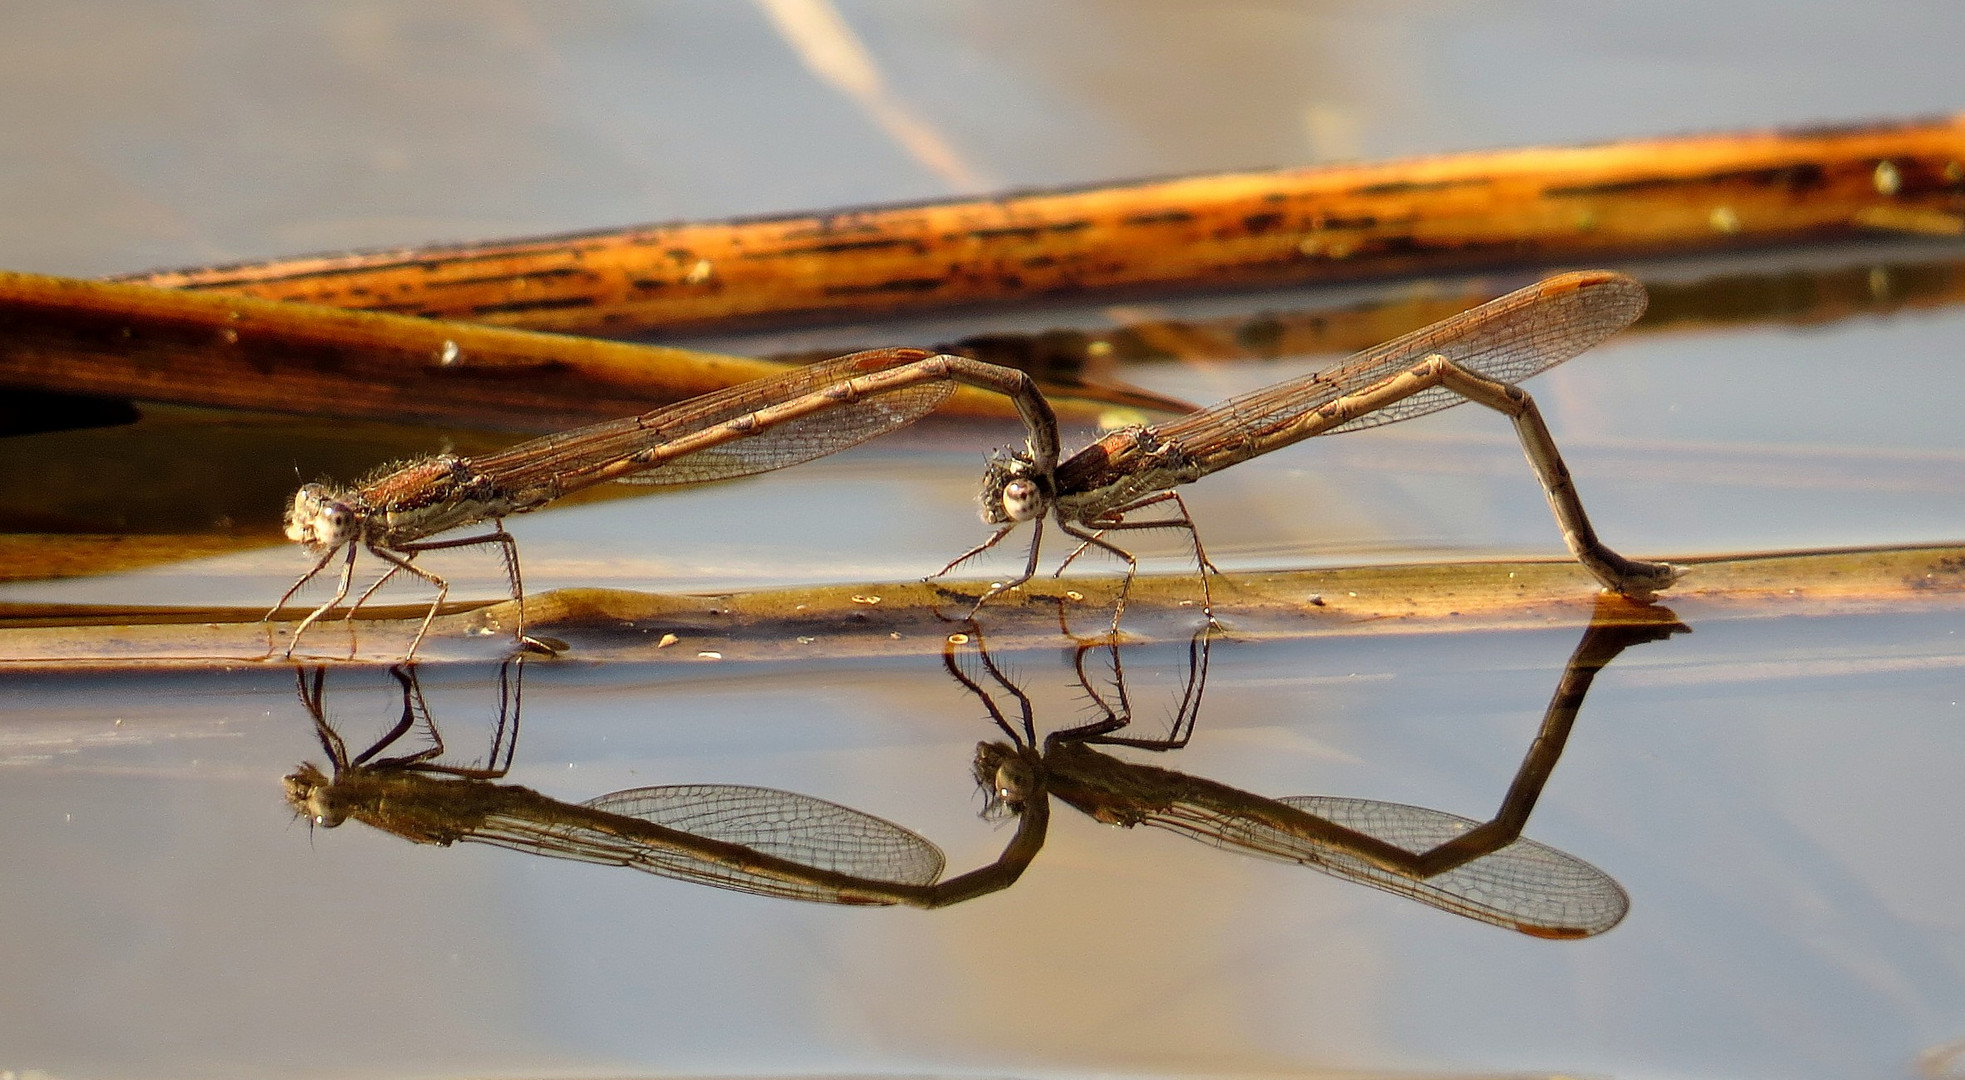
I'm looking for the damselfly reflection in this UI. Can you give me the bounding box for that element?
[270,346,1059,659]
[285,660,1045,907]
[285,599,1677,926]
[949,596,1685,938]
[939,271,1679,628]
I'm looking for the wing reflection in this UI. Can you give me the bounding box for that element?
[285,661,1046,906]
[954,595,1686,938]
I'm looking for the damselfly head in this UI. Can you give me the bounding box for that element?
[283,763,351,828]
[284,483,359,551]
[972,741,1035,818]
[977,448,1049,526]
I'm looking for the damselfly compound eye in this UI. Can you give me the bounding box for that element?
[314,503,357,547]
[306,789,349,828]
[995,759,1033,803]
[1001,478,1040,522]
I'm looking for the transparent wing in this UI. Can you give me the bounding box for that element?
[457,783,945,905]
[608,381,950,487]
[466,348,954,495]
[1146,793,1628,938]
[1152,270,1646,463]
[583,784,947,884]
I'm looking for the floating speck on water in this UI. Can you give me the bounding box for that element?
[1709,206,1741,234]
[850,595,882,605]
[657,633,679,648]
[797,636,816,644]
[1065,590,1084,601]
[1874,160,1902,195]
[439,340,461,366]
[947,633,970,644]
[697,651,723,660]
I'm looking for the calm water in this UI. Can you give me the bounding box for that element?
[4,611,1964,1079]
[4,4,1965,1079]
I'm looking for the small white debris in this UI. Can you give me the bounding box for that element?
[439,340,461,366]
[696,650,723,660]
[657,633,679,648]
[1874,160,1902,195]
[850,594,882,605]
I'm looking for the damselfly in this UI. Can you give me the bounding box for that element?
[942,270,1678,626]
[270,346,1061,658]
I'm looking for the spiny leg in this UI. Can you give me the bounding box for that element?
[485,656,522,776]
[296,666,349,768]
[284,544,361,659]
[353,665,443,768]
[931,521,1047,618]
[346,559,407,619]
[1057,521,1140,633]
[1064,636,1134,739]
[366,544,450,661]
[1158,623,1216,749]
[267,545,344,658]
[477,524,545,654]
[1060,491,1222,627]
[386,527,531,654]
[1075,623,1216,751]
[932,525,1019,581]
[941,627,1037,746]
